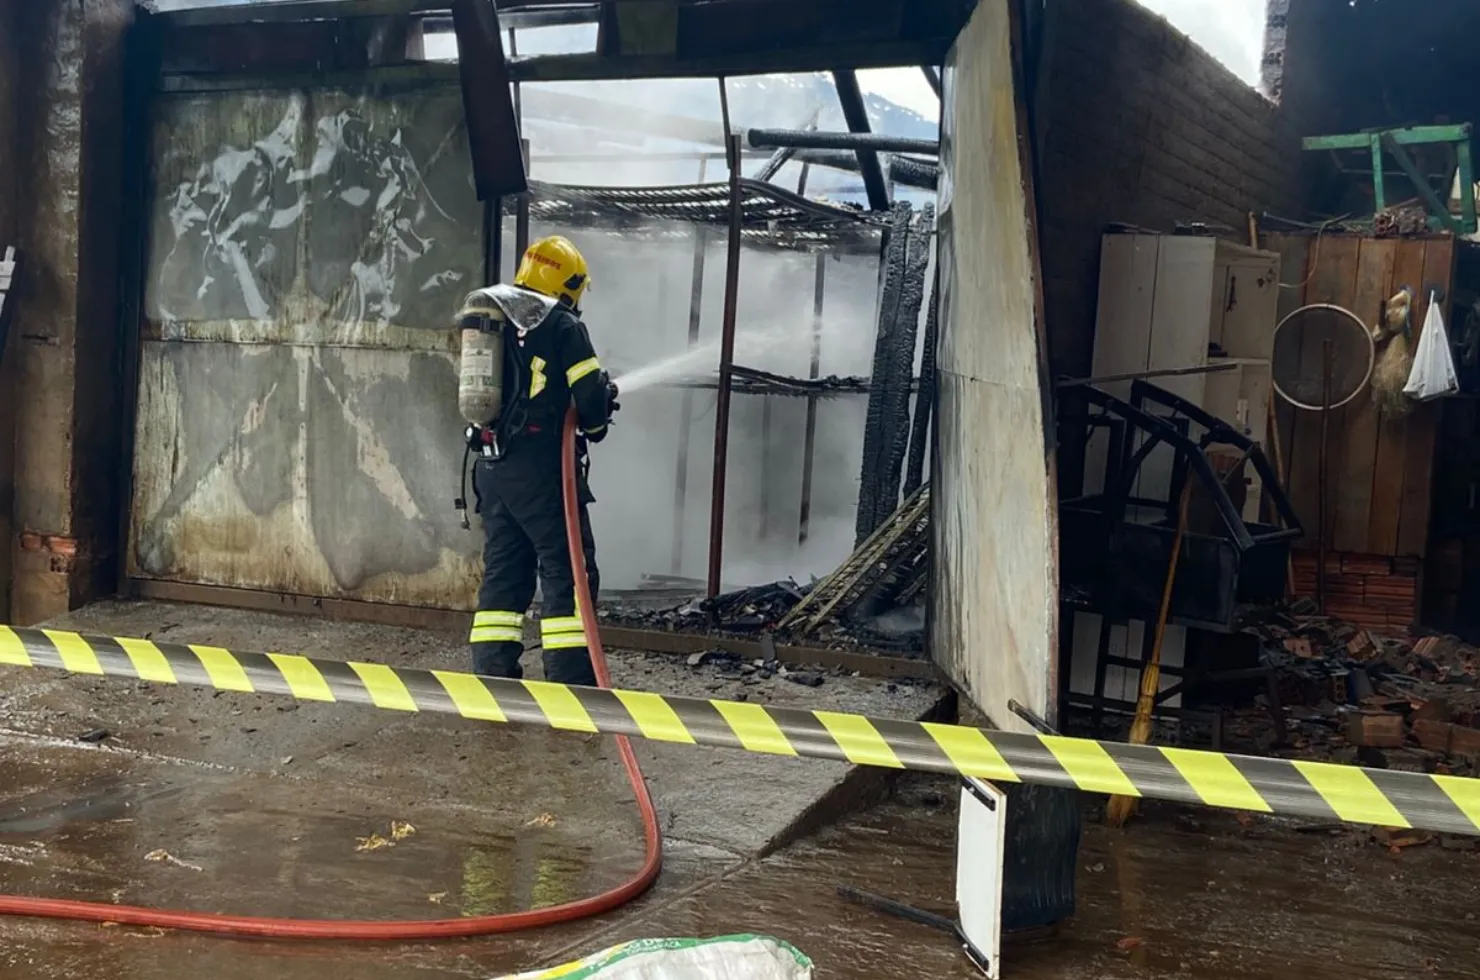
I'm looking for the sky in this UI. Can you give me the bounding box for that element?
[856,0,1267,119]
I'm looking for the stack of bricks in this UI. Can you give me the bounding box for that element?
[1291,550,1419,635]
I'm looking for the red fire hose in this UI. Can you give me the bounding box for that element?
[0,407,663,938]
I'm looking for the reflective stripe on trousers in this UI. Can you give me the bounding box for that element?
[470,609,524,645]
[540,615,586,651]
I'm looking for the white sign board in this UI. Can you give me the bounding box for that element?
[955,778,1007,978]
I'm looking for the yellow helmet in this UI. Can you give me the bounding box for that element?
[513,235,590,310]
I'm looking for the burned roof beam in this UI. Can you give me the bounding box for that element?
[155,0,970,80]
[748,128,938,156]
[158,15,427,74]
[424,6,600,30]
[452,0,527,200]
[831,70,890,211]
[755,107,820,185]
[792,149,937,191]
[920,64,940,97]
[157,37,953,83]
[157,0,594,30]
[152,0,447,26]
[755,146,799,183]
[506,0,967,81]
[505,41,950,81]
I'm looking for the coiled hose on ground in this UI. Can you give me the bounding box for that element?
[0,406,663,938]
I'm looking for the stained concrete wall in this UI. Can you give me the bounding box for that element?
[1035,0,1306,383]
[933,0,1057,731]
[0,0,133,625]
[130,85,486,605]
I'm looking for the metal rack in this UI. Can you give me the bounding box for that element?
[508,164,935,579]
[1302,123,1477,235]
[1056,381,1302,734]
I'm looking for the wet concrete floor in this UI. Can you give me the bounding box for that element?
[2,601,1479,977]
[2,757,1478,979]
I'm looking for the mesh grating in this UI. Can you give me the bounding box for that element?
[505,178,885,252]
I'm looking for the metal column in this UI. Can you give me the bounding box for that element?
[706,132,744,599]
[798,252,826,546]
[670,156,709,575]
[515,137,531,260]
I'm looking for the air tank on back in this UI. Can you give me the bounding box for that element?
[458,301,505,427]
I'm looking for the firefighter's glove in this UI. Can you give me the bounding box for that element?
[602,372,621,415]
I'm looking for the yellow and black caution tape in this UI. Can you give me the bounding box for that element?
[4,625,1479,835]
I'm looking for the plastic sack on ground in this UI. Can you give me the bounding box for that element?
[1403,297,1460,401]
[493,935,813,980]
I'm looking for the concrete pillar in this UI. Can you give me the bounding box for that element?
[0,0,132,625]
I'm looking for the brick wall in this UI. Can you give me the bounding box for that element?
[1036,0,1307,381]
[1292,551,1420,636]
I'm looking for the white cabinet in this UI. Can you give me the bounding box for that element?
[1084,233,1279,521]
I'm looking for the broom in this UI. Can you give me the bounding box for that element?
[1106,478,1194,828]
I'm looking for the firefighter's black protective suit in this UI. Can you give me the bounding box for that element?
[467,297,615,687]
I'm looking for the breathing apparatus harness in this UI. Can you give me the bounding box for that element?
[451,283,613,530]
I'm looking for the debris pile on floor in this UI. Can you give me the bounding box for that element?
[600,580,809,633]
[599,487,929,655]
[672,646,907,694]
[1238,611,1480,787]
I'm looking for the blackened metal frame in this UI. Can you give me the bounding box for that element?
[1056,382,1302,733]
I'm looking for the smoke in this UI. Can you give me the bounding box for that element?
[869,603,926,637]
[503,222,886,592]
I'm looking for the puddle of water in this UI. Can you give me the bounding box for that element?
[5,737,1479,980]
[0,743,630,925]
[0,776,184,835]
[577,779,1480,980]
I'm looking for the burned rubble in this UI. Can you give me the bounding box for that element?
[1236,605,1480,795]
[598,576,927,656]
[599,485,930,655]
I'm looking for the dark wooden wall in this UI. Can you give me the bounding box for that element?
[1266,231,1456,632]
[1268,232,1454,557]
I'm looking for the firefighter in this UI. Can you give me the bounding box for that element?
[464,236,618,687]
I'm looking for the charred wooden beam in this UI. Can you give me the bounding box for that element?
[791,149,937,190]
[424,6,600,31]
[749,128,939,156]
[163,0,598,32]
[158,16,424,74]
[157,37,952,87]
[155,0,445,27]
[831,70,890,211]
[509,0,967,81]
[920,64,941,96]
[155,0,972,79]
[503,40,950,81]
[452,0,527,200]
